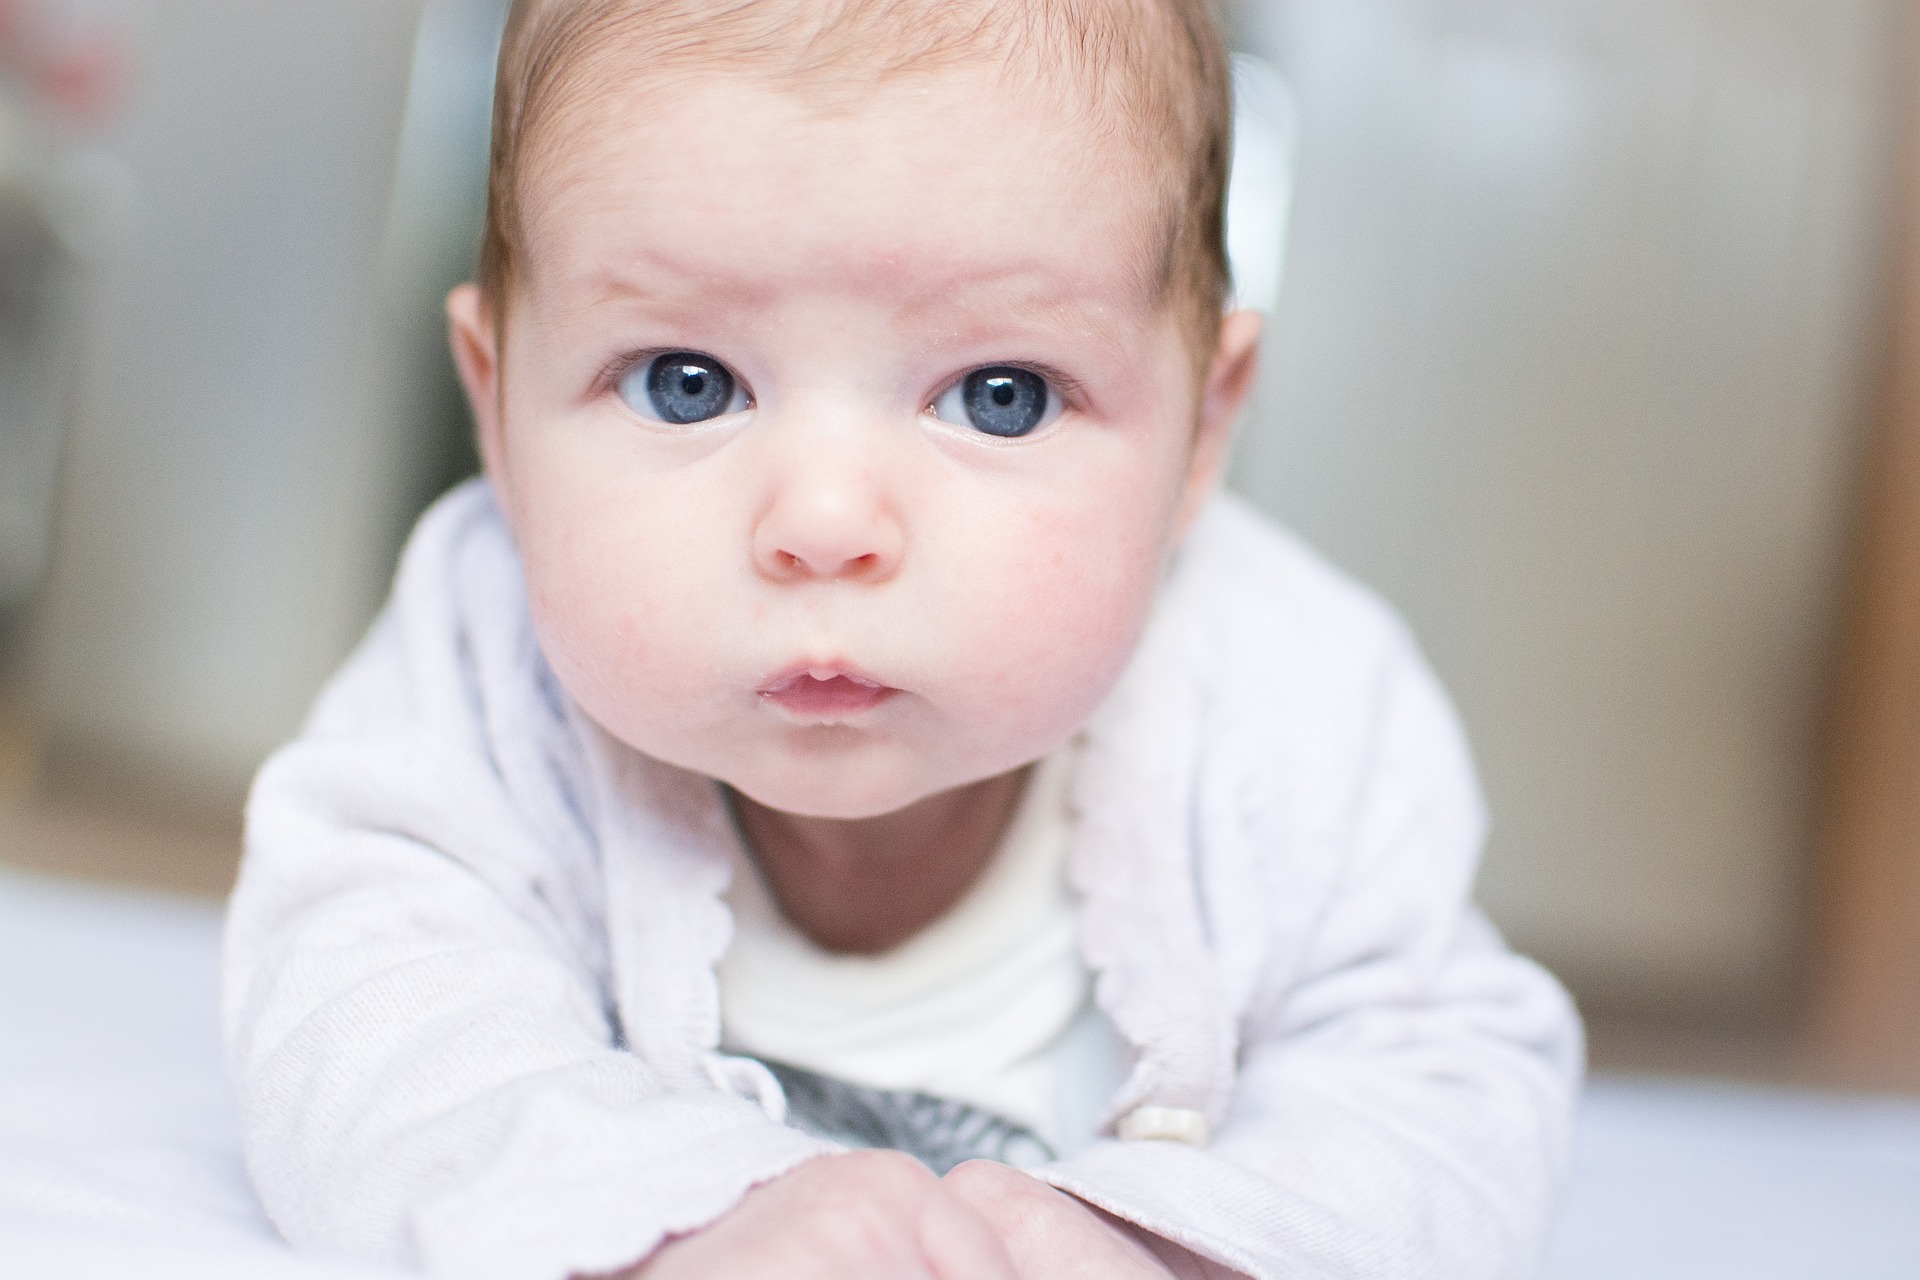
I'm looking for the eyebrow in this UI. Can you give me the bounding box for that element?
[935,286,1138,362]
[577,252,1145,357]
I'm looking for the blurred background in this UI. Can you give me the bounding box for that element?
[4,0,1920,1095]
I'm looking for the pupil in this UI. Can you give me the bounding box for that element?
[991,381,1016,406]
[681,371,706,396]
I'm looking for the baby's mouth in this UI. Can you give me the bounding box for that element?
[759,668,899,720]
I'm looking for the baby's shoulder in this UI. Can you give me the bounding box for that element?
[1148,495,1483,868]
[1153,491,1484,809]
[1169,491,1420,698]
[302,479,535,740]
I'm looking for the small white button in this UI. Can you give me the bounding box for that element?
[1117,1106,1209,1146]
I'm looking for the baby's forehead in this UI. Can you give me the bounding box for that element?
[523,66,1174,319]
[488,0,1228,353]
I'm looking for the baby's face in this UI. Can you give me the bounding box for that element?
[455,61,1250,820]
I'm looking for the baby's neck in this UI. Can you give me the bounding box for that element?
[728,767,1030,955]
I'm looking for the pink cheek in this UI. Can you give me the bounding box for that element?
[986,556,1152,711]
[988,497,1156,629]
[522,557,657,715]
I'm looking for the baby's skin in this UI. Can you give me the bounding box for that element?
[449,49,1261,1280]
[625,1152,1176,1279]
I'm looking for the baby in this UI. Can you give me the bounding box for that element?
[223,2,1583,1278]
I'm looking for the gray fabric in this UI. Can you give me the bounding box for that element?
[762,1059,1055,1174]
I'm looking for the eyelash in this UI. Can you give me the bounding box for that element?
[596,349,743,401]
[939,361,1085,411]
[593,351,1087,414]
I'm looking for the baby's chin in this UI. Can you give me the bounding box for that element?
[716,748,990,823]
[720,770,943,822]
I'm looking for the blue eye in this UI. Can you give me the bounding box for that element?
[619,352,749,425]
[931,366,1060,438]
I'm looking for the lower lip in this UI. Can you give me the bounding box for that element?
[761,674,899,719]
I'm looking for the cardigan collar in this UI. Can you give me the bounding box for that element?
[575,580,1238,1134]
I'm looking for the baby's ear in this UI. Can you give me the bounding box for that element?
[447,284,506,486]
[1178,308,1264,535]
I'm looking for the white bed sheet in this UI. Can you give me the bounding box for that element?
[4,868,1918,1278]
[0,871,403,1278]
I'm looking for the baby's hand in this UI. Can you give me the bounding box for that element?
[623,1149,1017,1280]
[941,1161,1181,1280]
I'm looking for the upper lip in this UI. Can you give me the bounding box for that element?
[757,663,894,696]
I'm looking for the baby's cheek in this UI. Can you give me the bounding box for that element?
[517,511,718,736]
[977,511,1163,729]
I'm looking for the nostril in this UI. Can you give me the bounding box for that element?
[771,549,885,579]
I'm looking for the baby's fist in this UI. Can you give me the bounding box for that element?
[625,1149,1015,1280]
[940,1160,1183,1280]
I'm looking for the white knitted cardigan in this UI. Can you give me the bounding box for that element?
[223,480,1582,1280]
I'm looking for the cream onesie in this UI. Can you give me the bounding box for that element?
[718,747,1131,1169]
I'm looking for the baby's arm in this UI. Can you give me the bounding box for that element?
[227,703,820,1278]
[1033,630,1581,1280]
[223,490,961,1280]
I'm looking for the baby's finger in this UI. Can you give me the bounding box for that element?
[916,1184,1019,1280]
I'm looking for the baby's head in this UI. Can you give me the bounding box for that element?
[449,0,1263,820]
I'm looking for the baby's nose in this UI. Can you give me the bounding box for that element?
[750,443,904,584]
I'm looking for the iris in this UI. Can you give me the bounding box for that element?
[961,367,1050,437]
[625,352,738,424]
